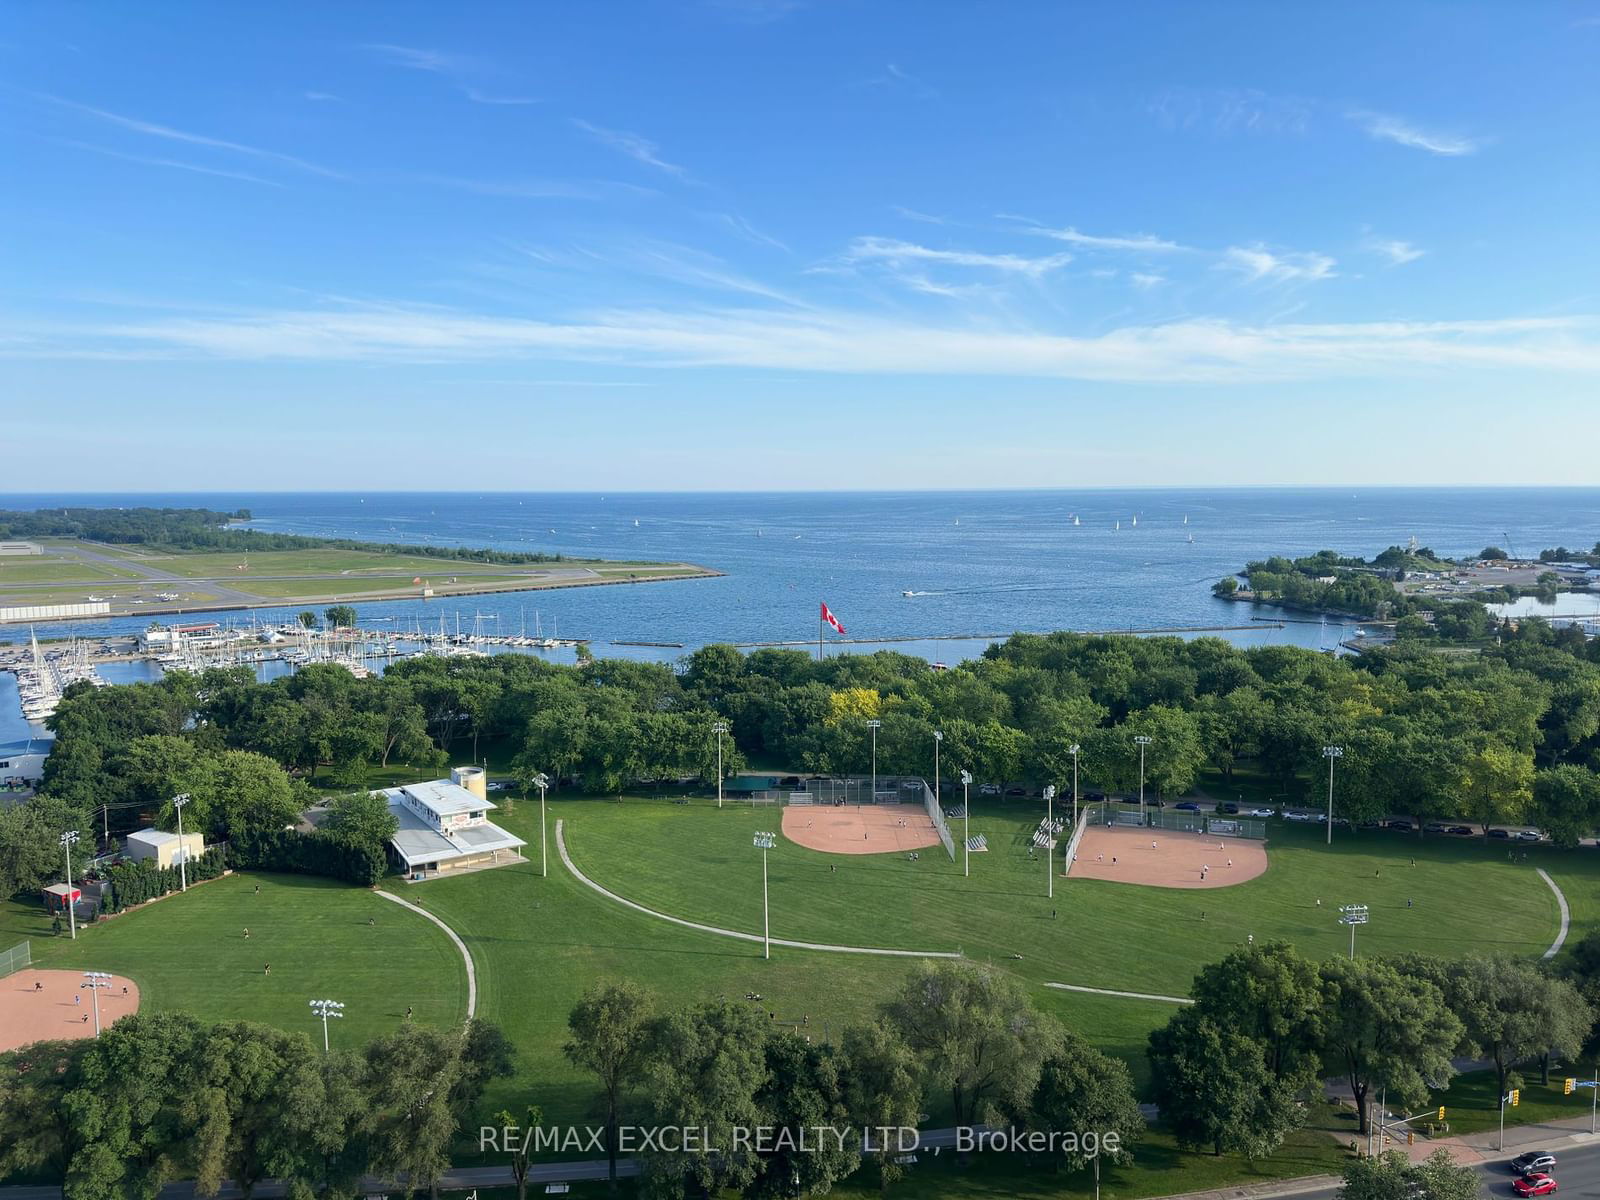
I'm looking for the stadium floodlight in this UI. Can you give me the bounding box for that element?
[59,830,79,940]
[866,719,883,797]
[83,970,113,1037]
[532,773,550,878]
[1043,786,1057,898]
[1133,736,1153,822]
[171,793,192,891]
[309,998,345,1053]
[933,730,943,804]
[712,722,729,809]
[1338,903,1369,959]
[1322,746,1344,845]
[753,832,776,959]
[959,770,973,878]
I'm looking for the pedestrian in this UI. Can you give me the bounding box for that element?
[1247,933,1254,945]
[244,927,250,939]
[1151,840,1157,850]
[264,964,270,975]
[369,917,375,926]
[1227,859,1233,868]
[1051,908,1056,918]
[1096,853,1104,862]
[254,883,260,895]
[1407,898,1413,908]
[1112,856,1117,864]
[405,1006,413,1020]
[122,985,128,995]
[1409,858,1415,868]
[1375,868,1381,877]
[1200,910,1206,921]
[74,993,80,1006]
[1316,898,1322,907]
[82,1013,89,1024]
[34,980,41,992]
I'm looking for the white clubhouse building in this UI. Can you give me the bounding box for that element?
[382,766,525,878]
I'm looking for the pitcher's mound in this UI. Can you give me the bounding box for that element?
[0,969,141,1052]
[1069,825,1267,888]
[782,804,942,855]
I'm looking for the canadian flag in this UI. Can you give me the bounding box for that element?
[820,602,846,636]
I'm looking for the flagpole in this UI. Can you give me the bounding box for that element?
[818,604,823,662]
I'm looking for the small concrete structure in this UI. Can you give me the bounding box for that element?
[381,766,525,878]
[0,541,42,556]
[42,882,80,913]
[125,827,206,869]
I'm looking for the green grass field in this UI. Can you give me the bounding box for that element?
[6,788,1593,1193]
[1,873,467,1049]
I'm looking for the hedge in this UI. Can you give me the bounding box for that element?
[229,829,389,887]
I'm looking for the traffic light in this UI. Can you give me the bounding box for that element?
[1566,1077,1577,1095]
[1438,1107,1446,1120]
[1511,1089,1521,1107]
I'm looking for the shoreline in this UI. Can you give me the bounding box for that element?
[0,564,723,632]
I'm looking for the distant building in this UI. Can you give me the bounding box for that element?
[0,737,51,785]
[0,541,42,556]
[381,766,526,878]
[42,883,80,914]
[137,622,225,652]
[125,828,207,869]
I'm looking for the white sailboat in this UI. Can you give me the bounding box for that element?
[1073,515,1080,526]
[1131,516,1138,527]
[1115,521,1120,530]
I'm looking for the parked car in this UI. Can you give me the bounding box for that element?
[979,783,1002,796]
[1448,825,1474,835]
[779,776,801,787]
[1220,802,1240,814]
[1512,1154,1558,1177]
[1488,828,1512,840]
[1174,801,1202,811]
[1284,811,1316,822]
[1515,830,1543,842]
[1006,786,1026,796]
[1423,822,1447,833]
[1241,807,1276,818]
[1084,791,1106,802]
[1513,1174,1558,1197]
[1386,819,1413,832]
[1359,819,1383,829]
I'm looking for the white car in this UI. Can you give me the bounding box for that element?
[1283,810,1318,822]
[979,784,1002,796]
[1240,807,1276,818]
[1514,830,1543,842]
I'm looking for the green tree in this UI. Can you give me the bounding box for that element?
[297,610,318,629]
[493,1105,544,1200]
[1187,941,1323,1088]
[840,1021,923,1195]
[565,982,654,1195]
[1315,957,1462,1134]
[882,960,1059,1127]
[0,1040,90,1185]
[324,605,357,629]
[1532,765,1600,847]
[1027,1030,1143,1171]
[1148,1008,1302,1159]
[1340,1149,1477,1200]
[750,1032,858,1200]
[320,791,400,850]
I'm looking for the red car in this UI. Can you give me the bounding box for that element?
[1514,1174,1558,1197]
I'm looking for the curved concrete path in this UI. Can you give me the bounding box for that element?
[378,889,478,1019]
[1045,981,1192,1005]
[556,820,960,959]
[1537,868,1570,960]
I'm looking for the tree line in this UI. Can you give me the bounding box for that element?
[0,1012,515,1200]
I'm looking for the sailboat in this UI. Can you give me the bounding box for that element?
[633,519,640,527]
[1073,514,1080,526]
[1187,533,1195,544]
[1114,521,1120,530]
[1131,516,1138,527]
[1183,514,1189,525]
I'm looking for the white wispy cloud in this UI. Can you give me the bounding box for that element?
[1364,237,1425,266]
[462,87,539,106]
[1004,219,1189,253]
[893,206,948,225]
[363,43,475,74]
[1353,111,1483,156]
[48,138,284,186]
[713,212,790,252]
[1147,87,1312,137]
[303,91,341,103]
[1221,245,1337,284]
[33,93,342,178]
[32,307,1599,384]
[843,236,1072,277]
[1131,273,1166,289]
[424,176,658,202]
[571,119,690,179]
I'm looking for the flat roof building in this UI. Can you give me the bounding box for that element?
[125,828,207,869]
[380,766,525,878]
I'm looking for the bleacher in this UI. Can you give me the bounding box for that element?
[1030,816,1067,849]
[965,834,988,852]
[946,804,967,819]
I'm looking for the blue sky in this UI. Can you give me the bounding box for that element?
[3,2,1599,490]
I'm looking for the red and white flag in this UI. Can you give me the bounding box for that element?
[820,602,846,636]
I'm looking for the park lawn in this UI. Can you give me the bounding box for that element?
[0,559,142,584]
[1,872,467,1050]
[1427,1068,1599,1136]
[237,573,532,599]
[122,548,536,578]
[557,798,1563,1001]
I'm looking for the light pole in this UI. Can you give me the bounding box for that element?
[309,998,345,1053]
[959,770,972,878]
[1322,745,1343,845]
[1069,743,1081,828]
[172,793,191,891]
[712,721,728,809]
[866,719,882,798]
[1044,785,1056,899]
[1134,736,1153,824]
[1338,903,1369,959]
[753,831,775,960]
[59,830,79,940]
[83,970,112,1037]
[533,773,549,878]
[933,730,942,806]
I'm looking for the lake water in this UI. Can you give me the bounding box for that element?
[3,487,1598,744]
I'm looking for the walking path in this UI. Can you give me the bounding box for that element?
[376,890,477,1019]
[556,820,961,959]
[1044,980,1193,1004]
[1537,868,1570,960]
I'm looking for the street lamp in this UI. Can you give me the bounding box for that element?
[1338,903,1369,959]
[1043,785,1056,899]
[1069,743,1081,828]
[59,830,79,940]
[309,998,345,1053]
[83,970,112,1037]
[712,722,729,809]
[1133,736,1153,823]
[959,770,972,878]
[933,730,943,805]
[171,793,191,892]
[866,719,882,798]
[532,773,550,878]
[1322,745,1343,846]
[753,831,776,960]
